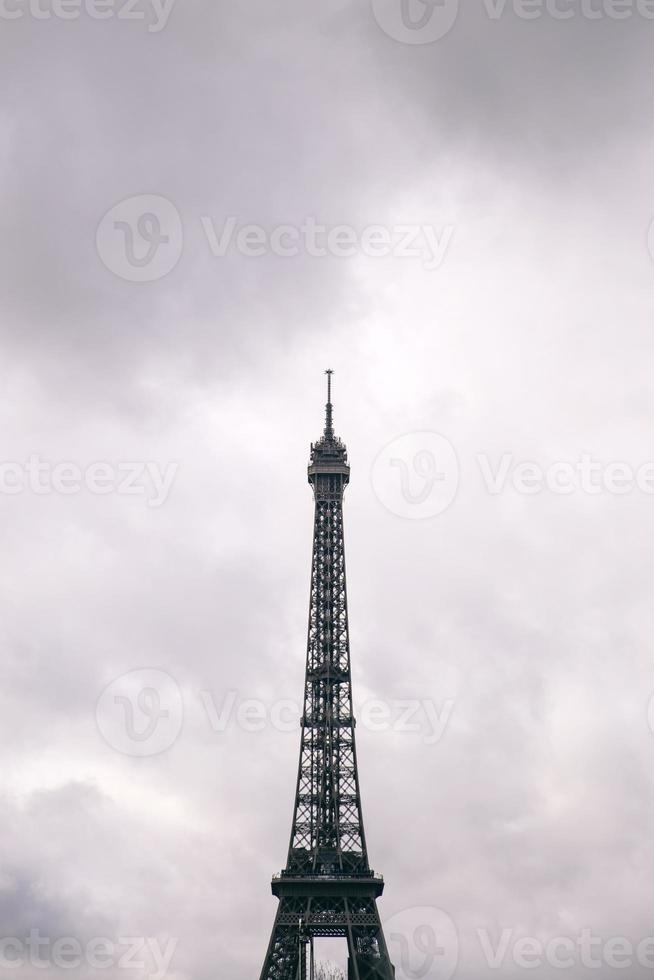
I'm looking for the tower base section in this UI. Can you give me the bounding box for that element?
[260,891,395,980]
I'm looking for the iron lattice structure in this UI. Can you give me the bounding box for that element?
[259,372,395,980]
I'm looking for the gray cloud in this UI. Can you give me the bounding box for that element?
[1,1,654,978]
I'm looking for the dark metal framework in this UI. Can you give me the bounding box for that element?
[259,372,395,980]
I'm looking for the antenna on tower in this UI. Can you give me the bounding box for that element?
[324,368,334,439]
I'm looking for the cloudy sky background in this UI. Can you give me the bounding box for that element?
[2,1,654,977]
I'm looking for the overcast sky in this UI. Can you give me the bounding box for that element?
[2,1,654,978]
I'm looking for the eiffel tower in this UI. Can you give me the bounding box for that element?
[259,372,395,980]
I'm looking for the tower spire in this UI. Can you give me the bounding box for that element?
[324,368,334,439]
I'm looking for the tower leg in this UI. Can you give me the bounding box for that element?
[345,898,395,980]
[259,900,302,980]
